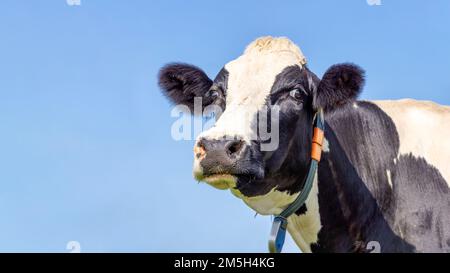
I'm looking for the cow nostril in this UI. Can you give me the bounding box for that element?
[226,140,245,156]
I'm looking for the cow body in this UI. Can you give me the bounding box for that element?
[290,99,450,252]
[158,37,450,252]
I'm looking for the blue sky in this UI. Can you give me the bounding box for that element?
[0,0,449,252]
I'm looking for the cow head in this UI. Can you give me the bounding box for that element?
[158,37,364,214]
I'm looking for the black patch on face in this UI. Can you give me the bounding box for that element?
[205,68,229,113]
[270,65,314,99]
[233,65,321,197]
[311,101,450,252]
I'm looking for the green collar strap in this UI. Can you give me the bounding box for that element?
[268,108,325,253]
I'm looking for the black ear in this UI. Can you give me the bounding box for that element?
[314,63,365,112]
[158,63,213,111]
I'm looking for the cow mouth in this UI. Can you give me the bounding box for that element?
[200,173,237,190]
[194,172,259,191]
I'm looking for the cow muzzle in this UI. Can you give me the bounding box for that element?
[193,137,263,190]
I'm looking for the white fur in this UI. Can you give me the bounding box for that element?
[373,99,450,187]
[386,169,393,189]
[196,37,305,144]
[237,188,299,215]
[322,137,330,153]
[234,176,322,253]
[286,174,322,253]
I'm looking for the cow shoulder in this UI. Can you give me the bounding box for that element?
[373,99,450,187]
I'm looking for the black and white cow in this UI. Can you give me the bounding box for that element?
[158,37,450,253]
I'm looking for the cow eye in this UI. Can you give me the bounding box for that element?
[289,89,303,100]
[206,89,219,99]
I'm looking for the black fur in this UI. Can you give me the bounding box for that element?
[314,63,365,112]
[235,65,318,196]
[311,102,450,252]
[158,63,213,111]
[295,204,308,216]
[208,68,229,112]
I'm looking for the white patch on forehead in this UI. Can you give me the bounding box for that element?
[373,99,450,187]
[198,37,306,143]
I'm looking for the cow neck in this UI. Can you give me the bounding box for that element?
[268,108,324,253]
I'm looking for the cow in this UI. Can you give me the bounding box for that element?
[158,36,450,253]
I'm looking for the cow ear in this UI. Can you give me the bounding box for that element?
[313,63,365,112]
[158,63,213,112]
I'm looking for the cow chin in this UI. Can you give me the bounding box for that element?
[193,160,265,195]
[195,173,238,190]
[194,172,268,199]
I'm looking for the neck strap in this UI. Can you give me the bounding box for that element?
[268,108,325,253]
